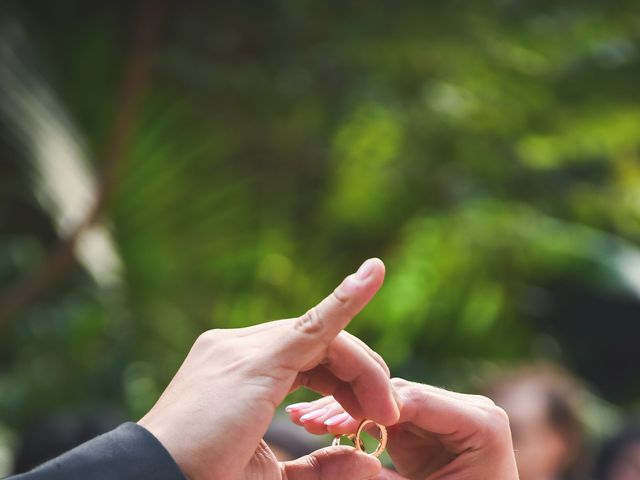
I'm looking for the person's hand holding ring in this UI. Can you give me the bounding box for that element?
[139,258,399,480]
[288,379,519,479]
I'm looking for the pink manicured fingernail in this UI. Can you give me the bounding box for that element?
[324,412,350,426]
[285,402,311,413]
[300,408,327,422]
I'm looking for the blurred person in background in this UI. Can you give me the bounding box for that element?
[484,364,588,480]
[594,421,640,480]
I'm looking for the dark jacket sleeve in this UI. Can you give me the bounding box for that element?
[6,422,186,480]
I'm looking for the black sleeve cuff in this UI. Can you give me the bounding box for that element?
[7,422,186,480]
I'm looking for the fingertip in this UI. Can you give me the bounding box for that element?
[347,258,385,291]
[373,388,401,426]
[388,391,401,425]
[285,402,311,413]
[288,410,309,426]
[352,449,383,476]
[368,257,386,276]
[326,448,382,478]
[375,467,406,480]
[326,420,358,436]
[355,258,385,280]
[351,379,400,427]
[283,446,381,480]
[300,408,327,422]
[363,400,400,428]
[324,412,350,426]
[287,405,312,425]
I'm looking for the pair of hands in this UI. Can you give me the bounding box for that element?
[139,259,519,479]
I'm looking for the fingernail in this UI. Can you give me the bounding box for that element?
[356,258,376,280]
[324,412,350,426]
[285,402,311,413]
[300,408,327,422]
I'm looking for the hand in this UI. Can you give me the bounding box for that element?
[287,378,519,479]
[139,258,400,480]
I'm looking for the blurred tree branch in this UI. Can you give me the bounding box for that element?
[0,1,165,325]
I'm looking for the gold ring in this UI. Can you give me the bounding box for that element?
[355,420,387,458]
[331,434,365,450]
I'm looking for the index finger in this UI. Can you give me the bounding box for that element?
[393,380,511,451]
[293,331,398,425]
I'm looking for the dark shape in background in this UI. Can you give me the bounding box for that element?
[534,281,640,403]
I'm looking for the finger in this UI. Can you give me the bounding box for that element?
[393,381,509,453]
[391,377,495,408]
[287,396,347,426]
[294,366,363,419]
[297,402,350,435]
[342,331,390,377]
[286,395,336,417]
[322,333,394,423]
[376,467,408,479]
[287,396,362,436]
[301,379,491,425]
[282,446,382,480]
[292,333,396,424]
[325,412,359,436]
[396,384,473,437]
[284,258,386,366]
[286,396,329,414]
[310,407,359,437]
[290,398,342,424]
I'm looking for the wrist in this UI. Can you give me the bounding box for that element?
[138,415,200,480]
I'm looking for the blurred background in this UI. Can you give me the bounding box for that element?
[1,0,640,478]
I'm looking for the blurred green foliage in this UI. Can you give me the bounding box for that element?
[1,0,640,435]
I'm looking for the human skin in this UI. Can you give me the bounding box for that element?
[140,256,519,480]
[288,380,520,480]
[139,258,399,480]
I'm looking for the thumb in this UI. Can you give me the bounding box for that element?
[376,467,407,479]
[285,258,385,364]
[282,446,382,480]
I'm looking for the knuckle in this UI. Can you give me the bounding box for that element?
[403,384,425,404]
[391,377,412,389]
[488,405,511,428]
[477,405,511,442]
[325,343,341,365]
[196,329,222,346]
[332,284,349,306]
[295,306,323,336]
[472,394,496,406]
[305,450,324,475]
